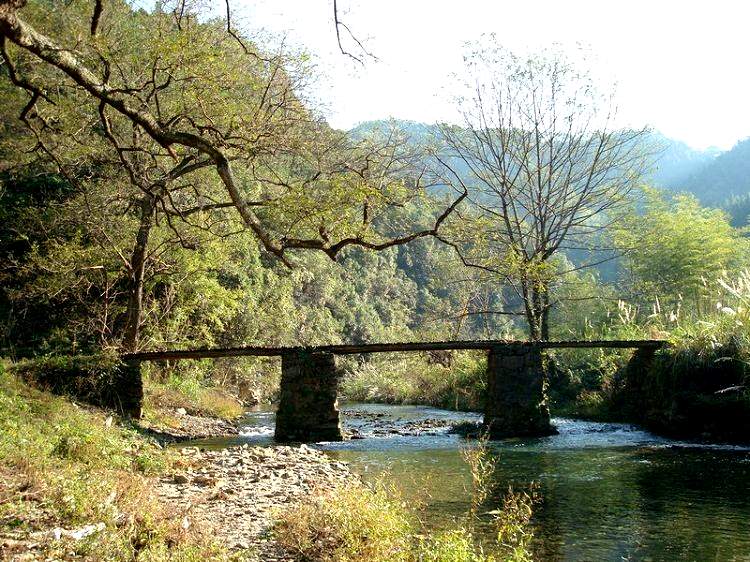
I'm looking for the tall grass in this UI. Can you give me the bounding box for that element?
[551,271,750,432]
[143,375,244,421]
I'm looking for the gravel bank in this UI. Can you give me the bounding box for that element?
[156,444,354,560]
[136,409,240,443]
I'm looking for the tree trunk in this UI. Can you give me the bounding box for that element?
[122,196,155,352]
[524,280,550,341]
[520,277,537,341]
[540,302,550,341]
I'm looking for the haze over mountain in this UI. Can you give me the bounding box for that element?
[351,120,749,209]
[667,138,750,204]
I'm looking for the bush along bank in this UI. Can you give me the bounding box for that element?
[339,351,487,412]
[274,437,537,562]
[10,353,143,417]
[1,360,538,561]
[547,340,750,443]
[0,362,236,561]
[613,338,750,442]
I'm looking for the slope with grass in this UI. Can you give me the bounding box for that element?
[0,361,235,561]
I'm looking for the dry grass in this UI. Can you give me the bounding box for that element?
[274,482,413,562]
[144,378,244,421]
[0,364,241,561]
[274,464,537,562]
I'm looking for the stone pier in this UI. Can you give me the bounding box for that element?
[274,351,343,442]
[119,360,144,418]
[483,345,555,438]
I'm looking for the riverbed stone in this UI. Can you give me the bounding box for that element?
[483,344,555,438]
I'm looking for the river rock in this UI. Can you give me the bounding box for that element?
[172,473,189,484]
[155,444,356,561]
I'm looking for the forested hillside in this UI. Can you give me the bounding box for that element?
[353,120,750,204]
[647,133,721,188]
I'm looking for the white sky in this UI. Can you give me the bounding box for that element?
[236,0,750,150]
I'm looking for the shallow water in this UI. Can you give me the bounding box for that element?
[190,404,750,561]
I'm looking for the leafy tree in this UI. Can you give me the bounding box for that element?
[0,1,464,351]
[616,188,749,314]
[722,193,750,227]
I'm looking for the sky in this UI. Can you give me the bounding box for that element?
[236,0,750,151]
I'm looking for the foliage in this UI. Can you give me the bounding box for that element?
[550,269,750,436]
[616,188,749,311]
[144,377,244,421]
[273,482,413,562]
[439,41,649,339]
[274,479,535,562]
[492,487,536,562]
[340,351,487,411]
[275,435,536,561]
[462,434,498,520]
[416,529,493,562]
[722,192,750,227]
[9,353,141,414]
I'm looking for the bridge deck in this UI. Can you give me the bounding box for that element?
[123,339,667,362]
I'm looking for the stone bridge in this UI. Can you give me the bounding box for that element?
[123,339,666,442]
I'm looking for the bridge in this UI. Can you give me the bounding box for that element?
[123,339,667,442]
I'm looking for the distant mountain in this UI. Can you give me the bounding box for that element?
[350,120,750,207]
[665,138,750,205]
[646,133,721,190]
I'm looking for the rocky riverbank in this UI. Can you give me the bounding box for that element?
[136,408,240,443]
[156,444,354,561]
[342,408,460,439]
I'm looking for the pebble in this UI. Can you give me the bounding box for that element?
[156,444,355,561]
[172,473,189,484]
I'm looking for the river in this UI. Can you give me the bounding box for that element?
[192,403,750,561]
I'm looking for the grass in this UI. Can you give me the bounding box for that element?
[548,272,750,436]
[274,482,413,562]
[274,482,518,562]
[143,375,244,422]
[0,361,240,561]
[340,351,487,412]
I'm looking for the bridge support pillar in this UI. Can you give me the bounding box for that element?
[275,351,342,442]
[619,346,659,410]
[120,360,144,419]
[483,345,555,438]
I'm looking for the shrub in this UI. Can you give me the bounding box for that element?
[416,529,491,562]
[0,367,232,560]
[274,480,536,562]
[10,353,142,417]
[274,482,412,562]
[143,376,244,421]
[340,351,487,411]
[616,339,750,441]
[275,437,536,562]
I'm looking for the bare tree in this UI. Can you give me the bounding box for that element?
[438,41,650,340]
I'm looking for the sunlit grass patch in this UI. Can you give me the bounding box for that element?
[340,351,487,412]
[0,363,238,561]
[144,375,244,421]
[275,482,413,562]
